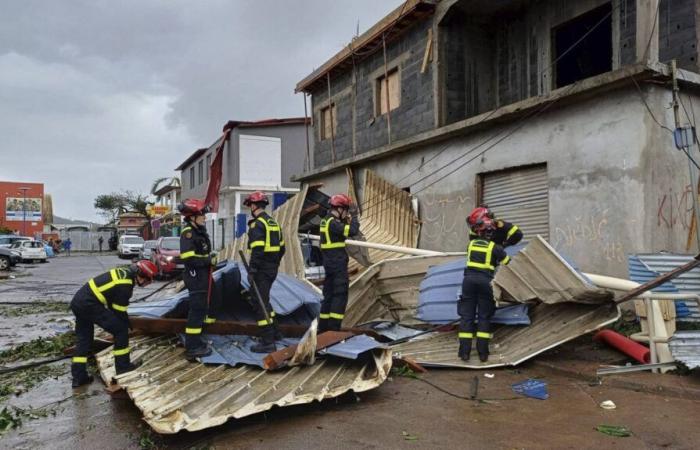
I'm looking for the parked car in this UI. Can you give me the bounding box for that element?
[117,235,145,259]
[0,235,32,249]
[139,240,158,260]
[9,240,47,263]
[151,236,182,278]
[0,247,20,270]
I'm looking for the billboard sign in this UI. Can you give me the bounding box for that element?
[5,197,42,221]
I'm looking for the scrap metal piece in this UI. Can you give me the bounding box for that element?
[596,362,677,376]
[289,318,318,367]
[669,331,700,369]
[96,335,393,434]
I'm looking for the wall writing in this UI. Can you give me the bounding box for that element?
[552,208,625,263]
[657,184,695,230]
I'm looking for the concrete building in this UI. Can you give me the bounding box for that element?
[294,0,700,277]
[177,118,312,249]
[0,180,44,237]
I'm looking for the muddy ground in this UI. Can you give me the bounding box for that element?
[0,256,699,449]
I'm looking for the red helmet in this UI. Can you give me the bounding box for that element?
[467,207,489,227]
[178,199,209,217]
[329,194,352,208]
[135,260,157,280]
[243,191,269,207]
[473,218,495,237]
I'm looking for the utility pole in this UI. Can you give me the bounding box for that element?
[17,187,29,237]
[671,60,700,250]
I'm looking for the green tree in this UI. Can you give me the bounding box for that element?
[94,193,129,224]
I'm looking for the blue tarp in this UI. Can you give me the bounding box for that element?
[512,379,549,400]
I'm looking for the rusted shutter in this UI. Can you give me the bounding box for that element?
[481,164,549,241]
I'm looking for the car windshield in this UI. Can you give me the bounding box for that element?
[161,238,180,250]
[123,237,144,245]
[144,241,158,249]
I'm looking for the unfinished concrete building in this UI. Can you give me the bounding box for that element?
[294,0,700,277]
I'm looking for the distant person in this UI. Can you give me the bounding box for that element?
[98,236,104,253]
[64,238,72,256]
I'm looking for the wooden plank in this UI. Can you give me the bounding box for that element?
[421,27,433,74]
[263,331,355,370]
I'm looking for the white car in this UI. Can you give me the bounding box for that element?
[118,235,145,259]
[10,240,48,263]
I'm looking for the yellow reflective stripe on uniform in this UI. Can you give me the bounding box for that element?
[343,224,350,237]
[204,316,216,324]
[329,312,344,320]
[89,278,107,304]
[72,356,88,363]
[476,331,492,339]
[111,303,128,312]
[458,332,474,339]
[181,250,209,259]
[319,313,331,319]
[249,241,265,248]
[185,327,202,334]
[502,255,511,265]
[256,216,283,252]
[270,311,276,317]
[466,241,495,270]
[112,347,130,356]
[257,318,272,326]
[181,226,192,234]
[506,225,519,239]
[320,217,346,249]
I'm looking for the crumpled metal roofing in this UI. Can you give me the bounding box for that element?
[635,253,700,321]
[194,335,300,368]
[669,331,700,369]
[628,254,691,317]
[318,334,387,359]
[96,335,393,434]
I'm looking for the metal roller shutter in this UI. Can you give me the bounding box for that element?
[481,164,549,241]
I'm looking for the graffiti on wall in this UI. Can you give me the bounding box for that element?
[421,192,471,247]
[552,208,626,263]
[657,184,695,230]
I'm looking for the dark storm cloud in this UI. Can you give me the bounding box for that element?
[0,0,398,220]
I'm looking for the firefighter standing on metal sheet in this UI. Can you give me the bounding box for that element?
[70,260,157,387]
[319,194,360,332]
[467,205,523,247]
[459,216,510,362]
[178,199,217,360]
[244,191,286,353]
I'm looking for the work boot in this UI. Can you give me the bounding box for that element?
[458,341,472,362]
[318,318,330,333]
[479,353,489,363]
[72,374,94,388]
[273,323,284,341]
[251,325,276,353]
[115,361,142,375]
[185,344,212,361]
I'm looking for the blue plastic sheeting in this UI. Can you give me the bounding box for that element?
[319,334,386,360]
[183,334,299,368]
[129,261,320,326]
[628,255,690,317]
[511,379,549,400]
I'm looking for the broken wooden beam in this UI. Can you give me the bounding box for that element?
[128,317,382,339]
[263,331,355,370]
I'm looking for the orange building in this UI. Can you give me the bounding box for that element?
[0,181,45,237]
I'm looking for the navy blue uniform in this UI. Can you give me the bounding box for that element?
[470,220,522,247]
[180,223,213,352]
[459,238,510,360]
[71,267,135,380]
[319,214,360,331]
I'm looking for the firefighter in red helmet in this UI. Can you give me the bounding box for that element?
[243,191,286,353]
[70,260,157,387]
[467,205,523,248]
[319,194,360,332]
[178,199,216,360]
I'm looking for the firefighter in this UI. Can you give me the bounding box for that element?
[319,194,360,332]
[70,260,157,387]
[467,206,523,247]
[243,191,285,353]
[458,217,510,362]
[178,199,217,360]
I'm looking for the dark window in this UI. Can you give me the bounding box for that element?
[189,167,195,188]
[552,3,612,88]
[198,160,204,185]
[206,154,211,180]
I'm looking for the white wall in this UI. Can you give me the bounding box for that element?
[239,134,281,187]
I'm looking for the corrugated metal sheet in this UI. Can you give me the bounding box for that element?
[349,170,421,274]
[221,184,310,281]
[97,335,393,434]
[319,335,387,359]
[494,236,613,304]
[481,164,549,240]
[669,331,700,369]
[628,255,691,317]
[636,253,700,321]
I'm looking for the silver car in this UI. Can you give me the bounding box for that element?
[139,240,158,260]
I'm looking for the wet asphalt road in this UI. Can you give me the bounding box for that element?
[1,256,700,449]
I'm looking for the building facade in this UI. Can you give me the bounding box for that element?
[177,118,312,249]
[0,180,44,237]
[294,0,700,277]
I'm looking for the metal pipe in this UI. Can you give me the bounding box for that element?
[583,272,700,300]
[300,233,453,257]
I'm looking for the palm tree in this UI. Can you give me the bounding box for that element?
[151,176,181,203]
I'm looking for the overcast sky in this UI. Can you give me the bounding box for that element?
[0,0,398,222]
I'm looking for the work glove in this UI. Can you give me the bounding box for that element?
[210,251,218,266]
